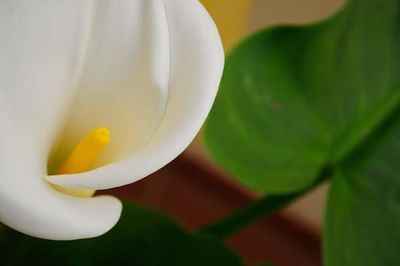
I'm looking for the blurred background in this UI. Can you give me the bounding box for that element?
[106,1,346,265]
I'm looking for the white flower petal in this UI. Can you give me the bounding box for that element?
[49,0,170,168]
[0,1,121,240]
[47,0,224,190]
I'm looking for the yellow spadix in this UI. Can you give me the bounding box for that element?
[53,127,110,198]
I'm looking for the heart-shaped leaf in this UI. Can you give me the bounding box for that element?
[205,0,400,193]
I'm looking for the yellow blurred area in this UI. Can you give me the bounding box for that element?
[201,0,251,51]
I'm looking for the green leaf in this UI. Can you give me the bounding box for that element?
[324,104,400,266]
[203,0,400,263]
[204,0,400,193]
[0,203,242,266]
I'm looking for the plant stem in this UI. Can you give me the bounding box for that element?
[200,169,331,238]
[200,192,301,238]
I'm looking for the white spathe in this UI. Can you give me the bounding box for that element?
[0,0,224,240]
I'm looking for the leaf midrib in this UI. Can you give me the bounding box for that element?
[330,82,400,169]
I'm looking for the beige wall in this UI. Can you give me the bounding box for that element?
[250,0,345,30]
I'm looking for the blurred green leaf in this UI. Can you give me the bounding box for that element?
[205,0,400,264]
[205,0,400,193]
[325,110,400,266]
[0,202,242,266]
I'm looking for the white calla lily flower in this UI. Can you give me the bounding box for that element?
[0,0,223,240]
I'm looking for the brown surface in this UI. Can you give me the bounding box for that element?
[104,153,321,266]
